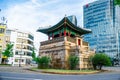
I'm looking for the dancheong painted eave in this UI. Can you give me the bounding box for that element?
[37,16,92,35]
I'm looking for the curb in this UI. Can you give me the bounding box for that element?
[41,71,101,75]
[28,68,107,75]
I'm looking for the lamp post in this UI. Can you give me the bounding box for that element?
[19,42,23,67]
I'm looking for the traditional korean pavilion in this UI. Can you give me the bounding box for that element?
[37,15,95,69]
[37,15,91,40]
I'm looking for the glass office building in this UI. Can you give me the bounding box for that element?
[83,0,120,58]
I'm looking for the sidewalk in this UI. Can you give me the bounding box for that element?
[103,66,120,72]
[0,66,36,73]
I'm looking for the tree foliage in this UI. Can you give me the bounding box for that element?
[114,0,120,5]
[68,55,79,70]
[2,43,14,58]
[91,53,111,70]
[36,56,51,69]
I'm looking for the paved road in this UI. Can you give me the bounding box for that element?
[0,71,120,80]
[0,66,120,80]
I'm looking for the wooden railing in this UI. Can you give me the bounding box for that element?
[41,36,64,46]
[40,36,76,46]
[66,36,76,43]
[82,41,88,46]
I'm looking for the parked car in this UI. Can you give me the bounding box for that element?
[30,60,37,66]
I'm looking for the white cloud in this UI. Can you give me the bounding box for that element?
[3,0,95,53]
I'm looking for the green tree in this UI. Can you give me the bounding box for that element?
[68,55,79,70]
[114,0,120,6]
[36,56,51,69]
[2,43,14,64]
[91,53,111,70]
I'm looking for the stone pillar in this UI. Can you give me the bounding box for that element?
[64,41,69,69]
[64,49,69,69]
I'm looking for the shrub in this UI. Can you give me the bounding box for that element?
[68,55,79,70]
[91,53,111,70]
[36,56,51,69]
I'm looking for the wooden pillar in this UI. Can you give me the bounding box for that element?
[48,35,50,40]
[68,29,71,37]
[59,32,62,37]
[59,29,62,37]
[48,34,50,40]
[64,29,66,37]
[52,33,54,39]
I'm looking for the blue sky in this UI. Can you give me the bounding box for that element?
[0,0,95,52]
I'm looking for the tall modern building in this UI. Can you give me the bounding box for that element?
[83,0,120,59]
[5,29,34,66]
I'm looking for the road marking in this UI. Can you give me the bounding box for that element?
[0,76,43,80]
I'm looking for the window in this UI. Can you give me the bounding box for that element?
[17,32,23,37]
[6,30,11,35]
[0,28,5,33]
[15,51,18,55]
[27,52,32,56]
[28,34,34,40]
[22,59,24,62]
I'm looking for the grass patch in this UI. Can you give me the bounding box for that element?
[31,68,100,74]
[0,64,11,66]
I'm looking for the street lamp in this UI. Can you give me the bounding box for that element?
[19,42,23,67]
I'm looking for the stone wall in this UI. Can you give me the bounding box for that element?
[39,36,95,69]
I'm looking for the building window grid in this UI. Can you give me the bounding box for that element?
[84,0,120,58]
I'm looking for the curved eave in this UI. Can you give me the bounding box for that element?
[37,17,92,35]
[66,18,92,35]
[37,17,65,34]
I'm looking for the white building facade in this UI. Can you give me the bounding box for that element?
[6,29,34,66]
